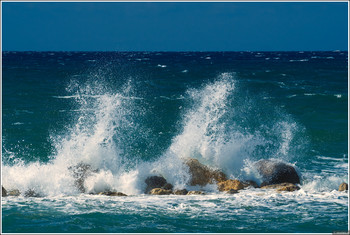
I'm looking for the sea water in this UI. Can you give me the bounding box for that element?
[1,51,348,233]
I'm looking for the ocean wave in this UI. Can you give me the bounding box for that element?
[1,73,340,197]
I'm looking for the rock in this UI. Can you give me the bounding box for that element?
[254,159,300,186]
[149,188,172,195]
[217,179,244,192]
[98,191,127,196]
[187,190,205,195]
[226,189,239,194]
[7,189,20,196]
[24,189,41,197]
[242,180,259,188]
[174,189,188,195]
[2,186,7,197]
[68,162,99,193]
[212,170,228,183]
[338,182,348,191]
[261,183,300,192]
[185,158,227,186]
[162,183,173,190]
[144,176,168,194]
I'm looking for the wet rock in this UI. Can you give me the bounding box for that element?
[185,158,227,186]
[98,191,127,196]
[212,170,228,183]
[174,189,188,195]
[226,189,239,194]
[2,186,7,197]
[149,188,172,195]
[145,176,168,194]
[217,179,244,192]
[338,182,348,191]
[24,189,41,197]
[254,159,300,186]
[242,180,259,188]
[187,190,205,195]
[261,183,300,192]
[162,183,174,190]
[7,189,20,196]
[68,162,99,193]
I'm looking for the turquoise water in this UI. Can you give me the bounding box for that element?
[1,51,348,233]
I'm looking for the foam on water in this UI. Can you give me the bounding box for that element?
[1,73,347,197]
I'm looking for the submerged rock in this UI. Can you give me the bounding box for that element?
[145,176,172,194]
[261,183,300,192]
[254,159,300,186]
[217,179,244,192]
[98,191,127,196]
[149,188,172,195]
[338,182,348,191]
[185,158,227,186]
[226,189,239,194]
[173,189,188,195]
[68,162,99,193]
[2,186,7,197]
[187,190,205,195]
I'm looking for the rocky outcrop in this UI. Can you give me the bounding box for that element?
[261,183,300,192]
[24,189,41,197]
[7,189,20,196]
[338,182,348,191]
[174,189,188,195]
[254,159,300,186]
[242,180,259,188]
[2,186,7,197]
[144,176,173,194]
[217,179,244,192]
[187,190,205,195]
[98,191,127,196]
[68,162,99,193]
[149,188,172,195]
[185,158,227,186]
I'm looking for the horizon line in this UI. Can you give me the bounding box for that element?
[2,50,348,53]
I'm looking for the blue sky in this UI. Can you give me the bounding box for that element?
[2,2,348,51]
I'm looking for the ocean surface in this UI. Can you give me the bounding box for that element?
[1,51,348,233]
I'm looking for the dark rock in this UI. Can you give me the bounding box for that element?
[98,191,127,196]
[24,189,41,197]
[145,176,168,194]
[187,190,205,195]
[242,180,259,188]
[226,189,239,194]
[174,189,188,195]
[68,162,99,193]
[217,179,244,192]
[261,183,300,192]
[2,186,7,197]
[162,183,173,190]
[254,159,300,186]
[185,158,227,186]
[149,188,172,195]
[339,182,348,191]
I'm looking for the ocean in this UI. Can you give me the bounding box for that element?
[1,51,348,233]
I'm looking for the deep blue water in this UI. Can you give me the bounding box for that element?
[1,51,348,233]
